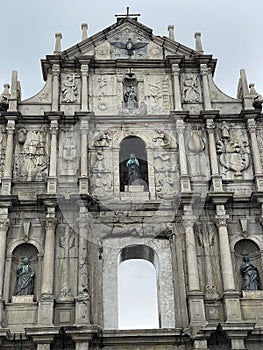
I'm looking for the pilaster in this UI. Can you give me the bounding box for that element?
[51,63,60,111]
[38,205,57,325]
[78,115,89,194]
[47,114,60,194]
[171,63,182,111]
[200,64,212,110]
[215,205,242,322]
[246,115,263,191]
[182,205,206,326]
[75,205,90,325]
[205,116,223,192]
[2,117,16,195]
[171,112,191,193]
[80,64,89,111]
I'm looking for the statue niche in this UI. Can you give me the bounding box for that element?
[10,243,39,302]
[234,239,262,292]
[119,136,148,192]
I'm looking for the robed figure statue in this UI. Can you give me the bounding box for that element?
[241,256,260,290]
[126,153,142,185]
[15,257,35,296]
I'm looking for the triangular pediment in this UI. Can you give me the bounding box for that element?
[61,17,199,61]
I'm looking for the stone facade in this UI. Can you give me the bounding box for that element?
[0,12,262,350]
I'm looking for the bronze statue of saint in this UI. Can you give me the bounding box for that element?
[241,256,260,290]
[126,153,141,185]
[15,257,35,296]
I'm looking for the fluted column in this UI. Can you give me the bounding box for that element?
[81,64,89,111]
[51,64,60,111]
[182,206,206,325]
[79,117,89,193]
[206,118,223,192]
[215,205,242,322]
[47,116,59,194]
[75,206,90,324]
[38,207,57,325]
[2,118,16,195]
[171,64,182,111]
[200,64,212,110]
[247,117,263,191]
[176,117,191,192]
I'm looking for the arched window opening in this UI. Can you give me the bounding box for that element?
[234,239,261,291]
[118,245,160,329]
[119,136,148,192]
[10,243,39,301]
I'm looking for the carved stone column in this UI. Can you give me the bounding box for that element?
[215,204,242,322]
[0,218,10,326]
[183,206,206,326]
[75,206,90,325]
[79,116,89,194]
[206,118,223,192]
[171,64,182,111]
[200,64,212,110]
[81,64,89,111]
[246,117,263,191]
[175,116,191,192]
[51,64,60,111]
[2,118,16,195]
[169,223,189,328]
[38,206,57,325]
[47,116,60,194]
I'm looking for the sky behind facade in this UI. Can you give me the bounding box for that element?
[1,0,263,99]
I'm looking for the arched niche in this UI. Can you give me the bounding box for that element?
[234,239,262,291]
[10,243,39,301]
[118,245,160,329]
[119,136,148,192]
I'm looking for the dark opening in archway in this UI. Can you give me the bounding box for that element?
[119,136,148,192]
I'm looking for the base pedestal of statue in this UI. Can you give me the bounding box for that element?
[124,185,145,192]
[12,295,34,303]
[242,290,263,298]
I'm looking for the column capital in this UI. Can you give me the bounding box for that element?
[80,64,89,75]
[171,63,180,76]
[51,63,60,76]
[200,63,210,76]
[247,118,257,132]
[215,214,229,228]
[0,219,10,232]
[206,118,215,130]
[182,216,197,229]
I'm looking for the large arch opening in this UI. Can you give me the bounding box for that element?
[118,245,160,329]
[119,136,148,192]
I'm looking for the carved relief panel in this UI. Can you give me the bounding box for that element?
[144,75,171,114]
[60,73,80,104]
[58,129,80,178]
[89,130,113,200]
[152,129,179,198]
[13,126,49,182]
[91,75,118,114]
[186,127,210,179]
[216,122,253,180]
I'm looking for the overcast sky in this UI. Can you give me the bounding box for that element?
[1,0,263,100]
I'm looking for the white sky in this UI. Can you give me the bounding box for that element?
[1,0,263,100]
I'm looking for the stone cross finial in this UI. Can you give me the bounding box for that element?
[81,23,88,41]
[54,32,62,55]
[115,6,141,19]
[194,32,204,54]
[168,25,175,41]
